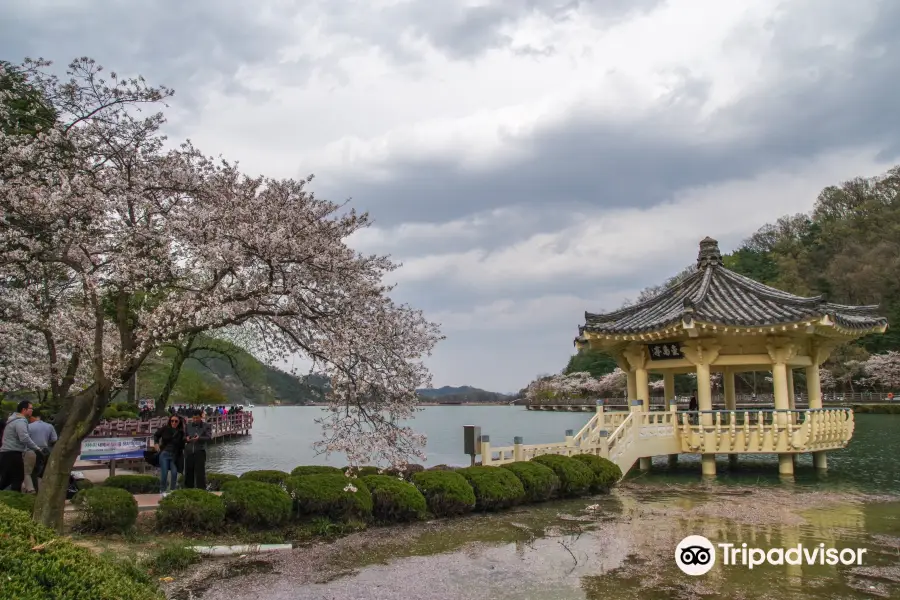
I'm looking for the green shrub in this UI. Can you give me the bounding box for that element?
[0,490,35,513]
[531,455,594,497]
[410,470,475,517]
[206,472,239,491]
[73,486,139,533]
[239,469,290,487]
[103,474,159,494]
[361,475,428,522]
[75,478,94,491]
[143,544,201,576]
[427,464,457,471]
[0,503,163,600]
[571,454,622,493]
[500,461,560,502]
[156,489,226,532]
[456,466,526,510]
[222,480,291,528]
[290,465,343,477]
[286,474,373,522]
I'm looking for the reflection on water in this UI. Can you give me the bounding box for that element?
[195,410,900,599]
[195,489,900,600]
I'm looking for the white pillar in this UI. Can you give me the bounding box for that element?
[806,365,822,410]
[626,370,637,402]
[772,361,794,478]
[724,368,736,411]
[636,367,650,412]
[696,361,716,477]
[806,363,826,469]
[664,371,678,468]
[663,372,676,403]
[724,368,738,469]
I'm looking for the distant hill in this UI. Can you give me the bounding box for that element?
[138,339,512,407]
[416,386,512,404]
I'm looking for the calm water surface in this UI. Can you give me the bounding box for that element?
[196,408,900,600]
[207,406,900,494]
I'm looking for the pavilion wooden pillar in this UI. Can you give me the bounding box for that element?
[724,367,738,469]
[768,338,797,478]
[664,372,678,467]
[624,344,651,471]
[807,340,834,470]
[683,339,720,478]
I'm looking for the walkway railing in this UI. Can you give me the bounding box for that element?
[481,407,854,476]
[88,412,253,438]
[525,391,896,408]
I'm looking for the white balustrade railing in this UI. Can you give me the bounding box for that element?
[481,407,854,475]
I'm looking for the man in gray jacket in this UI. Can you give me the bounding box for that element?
[0,401,46,492]
[183,409,212,490]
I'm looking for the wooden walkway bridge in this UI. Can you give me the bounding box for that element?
[87,412,253,440]
[481,402,853,479]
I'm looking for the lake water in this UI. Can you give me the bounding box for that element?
[186,407,900,600]
[207,406,900,494]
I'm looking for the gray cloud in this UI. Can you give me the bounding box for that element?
[319,1,900,226]
[4,0,898,392]
[323,0,665,61]
[0,0,303,110]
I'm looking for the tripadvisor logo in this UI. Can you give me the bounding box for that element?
[675,535,868,575]
[675,535,716,575]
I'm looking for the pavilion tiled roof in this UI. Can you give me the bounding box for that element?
[579,237,888,336]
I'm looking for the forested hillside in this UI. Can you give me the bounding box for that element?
[561,165,900,394]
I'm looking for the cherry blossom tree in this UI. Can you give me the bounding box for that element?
[818,367,836,391]
[862,352,900,390]
[0,58,442,529]
[523,369,626,402]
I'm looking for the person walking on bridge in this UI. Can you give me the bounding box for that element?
[183,410,211,490]
[0,401,46,492]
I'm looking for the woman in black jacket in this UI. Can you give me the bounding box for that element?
[153,415,184,496]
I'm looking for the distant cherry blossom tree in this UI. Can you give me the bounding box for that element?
[524,369,626,403]
[862,352,900,390]
[818,367,836,391]
[0,58,442,529]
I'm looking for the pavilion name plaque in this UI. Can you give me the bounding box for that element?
[647,342,682,360]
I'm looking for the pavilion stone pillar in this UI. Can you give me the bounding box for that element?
[664,372,678,467]
[806,340,835,470]
[767,337,798,478]
[623,344,651,471]
[682,339,721,478]
[723,367,738,469]
[626,370,637,404]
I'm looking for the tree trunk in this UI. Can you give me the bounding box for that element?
[153,334,197,417]
[33,385,105,531]
[127,372,137,405]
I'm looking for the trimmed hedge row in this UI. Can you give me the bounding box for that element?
[0,502,163,600]
[69,455,621,534]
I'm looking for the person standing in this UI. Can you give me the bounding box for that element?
[183,410,212,489]
[153,415,184,496]
[0,401,46,492]
[25,409,58,493]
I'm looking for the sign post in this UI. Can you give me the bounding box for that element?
[79,437,150,478]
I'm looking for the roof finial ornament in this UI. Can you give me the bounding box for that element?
[697,236,722,269]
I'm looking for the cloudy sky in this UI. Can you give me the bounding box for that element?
[4,0,899,393]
